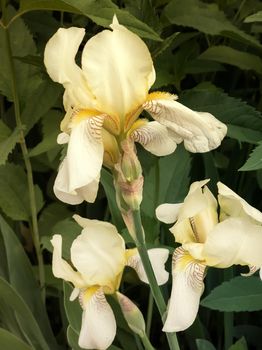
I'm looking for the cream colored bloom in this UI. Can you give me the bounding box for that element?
[44,17,227,205]
[156,180,262,332]
[51,215,169,350]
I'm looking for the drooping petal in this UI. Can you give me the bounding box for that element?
[156,203,182,224]
[116,292,145,337]
[130,121,177,156]
[203,218,262,268]
[50,235,85,288]
[71,220,126,289]
[163,247,206,332]
[44,27,95,109]
[218,182,262,224]
[81,17,155,119]
[53,158,100,204]
[79,288,116,350]
[126,248,169,285]
[143,98,227,153]
[67,116,104,193]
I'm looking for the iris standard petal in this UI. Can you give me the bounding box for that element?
[126,248,169,285]
[81,17,155,119]
[156,203,182,224]
[203,217,262,268]
[130,121,177,156]
[44,27,95,109]
[50,235,85,288]
[71,221,126,288]
[218,182,262,224]
[67,116,104,193]
[163,247,205,332]
[79,288,116,350]
[143,98,227,153]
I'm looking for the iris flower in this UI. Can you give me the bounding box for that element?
[51,215,169,349]
[44,17,227,205]
[156,180,262,332]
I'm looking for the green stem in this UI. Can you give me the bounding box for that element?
[5,28,45,301]
[141,332,155,350]
[224,268,234,349]
[146,291,154,337]
[132,210,180,350]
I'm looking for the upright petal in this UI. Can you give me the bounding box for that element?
[81,17,155,119]
[50,235,85,288]
[218,182,262,224]
[130,121,177,156]
[203,218,262,268]
[156,203,182,224]
[126,248,169,285]
[143,98,227,153]
[71,221,126,289]
[163,247,206,332]
[67,116,104,193]
[79,288,116,350]
[44,27,95,109]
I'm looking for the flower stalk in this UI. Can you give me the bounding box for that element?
[131,210,180,350]
[4,28,45,301]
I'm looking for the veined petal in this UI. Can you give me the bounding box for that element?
[130,121,177,156]
[50,235,85,288]
[143,98,227,153]
[44,27,95,109]
[218,182,262,224]
[71,220,126,289]
[67,116,104,193]
[126,248,169,285]
[203,218,262,268]
[156,203,182,224]
[79,288,116,350]
[163,247,205,332]
[81,17,155,119]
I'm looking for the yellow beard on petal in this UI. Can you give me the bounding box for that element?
[146,91,178,102]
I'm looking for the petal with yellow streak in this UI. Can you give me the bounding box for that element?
[79,287,116,350]
[163,247,205,332]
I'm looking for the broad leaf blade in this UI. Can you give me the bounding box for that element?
[0,328,33,350]
[201,276,262,312]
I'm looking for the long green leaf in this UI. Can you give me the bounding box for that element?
[199,46,262,74]
[244,11,262,23]
[229,337,248,350]
[0,127,23,166]
[201,276,262,312]
[0,215,58,349]
[63,282,81,334]
[0,277,49,350]
[18,0,161,41]
[164,0,261,48]
[0,328,33,350]
[0,164,43,220]
[196,339,216,350]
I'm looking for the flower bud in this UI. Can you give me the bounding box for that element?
[116,292,145,337]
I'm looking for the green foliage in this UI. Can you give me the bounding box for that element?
[201,276,262,312]
[1,0,262,349]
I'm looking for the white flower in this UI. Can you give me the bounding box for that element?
[51,215,169,349]
[156,180,262,332]
[44,17,227,205]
